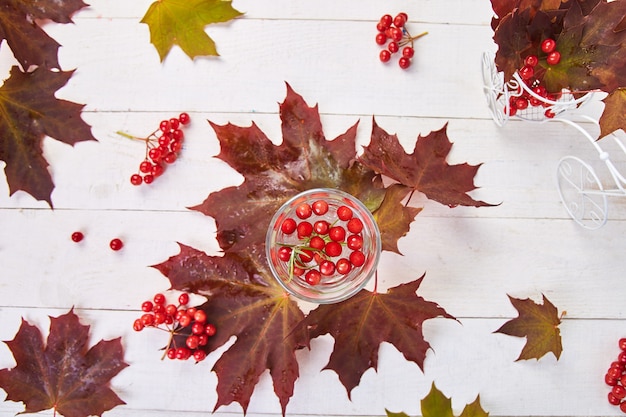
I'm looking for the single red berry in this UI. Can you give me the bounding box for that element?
[71,231,84,242]
[109,238,123,251]
[153,304,165,315]
[350,250,366,267]
[541,38,556,53]
[618,351,626,364]
[153,293,165,304]
[399,57,411,69]
[170,139,182,153]
[305,269,321,285]
[336,258,352,275]
[143,174,154,184]
[309,236,326,250]
[337,205,353,221]
[205,323,217,336]
[544,109,556,119]
[148,147,162,162]
[178,112,190,125]
[313,220,330,235]
[620,402,626,413]
[312,200,329,215]
[518,65,534,80]
[278,246,292,262]
[193,350,207,362]
[295,203,312,219]
[192,322,205,335]
[380,49,392,63]
[389,27,402,42]
[608,367,623,379]
[186,335,200,350]
[329,226,346,242]
[375,32,387,45]
[388,41,399,53]
[141,301,154,312]
[166,348,176,359]
[151,163,165,177]
[198,334,208,346]
[163,152,177,164]
[380,14,393,28]
[613,385,626,400]
[319,260,336,276]
[165,304,177,316]
[139,160,152,173]
[611,361,625,370]
[292,266,305,276]
[169,117,180,130]
[179,314,192,327]
[130,174,142,186]
[281,218,297,234]
[524,55,539,67]
[398,12,408,21]
[186,307,197,317]
[347,218,363,234]
[516,97,529,111]
[299,249,314,263]
[606,373,619,386]
[133,319,144,332]
[141,313,155,326]
[178,293,190,305]
[172,129,184,141]
[608,392,621,406]
[297,221,313,238]
[619,338,626,351]
[393,13,407,27]
[154,312,166,325]
[194,310,207,323]
[347,234,364,250]
[324,241,342,257]
[376,21,387,32]
[159,120,171,132]
[546,51,561,65]
[402,46,414,58]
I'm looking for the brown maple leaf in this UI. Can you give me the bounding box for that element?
[360,120,494,208]
[599,88,626,138]
[0,0,88,70]
[0,66,96,206]
[494,294,563,361]
[191,84,420,255]
[0,309,128,417]
[303,275,455,397]
[153,243,309,415]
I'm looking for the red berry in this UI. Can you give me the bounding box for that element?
[143,174,154,184]
[309,236,326,250]
[130,174,142,186]
[519,65,534,80]
[541,38,556,53]
[606,373,619,386]
[139,160,152,173]
[402,46,414,59]
[175,347,191,360]
[305,270,321,285]
[141,313,155,326]
[192,322,205,335]
[205,323,217,336]
[515,97,529,110]
[544,109,556,119]
[312,200,329,215]
[186,335,200,350]
[609,367,623,379]
[546,51,561,65]
[179,314,191,327]
[376,21,387,32]
[380,14,393,28]
[178,112,190,125]
[159,120,171,132]
[281,218,297,234]
[393,13,407,27]
[336,258,352,275]
[620,402,626,413]
[148,147,162,162]
[325,241,342,257]
[319,260,336,276]
[609,392,621,405]
[388,41,399,53]
[350,250,366,267]
[71,231,84,242]
[298,249,314,263]
[198,334,208,346]
[619,351,626,363]
[297,221,313,238]
[133,319,144,331]
[347,234,364,250]
[337,205,353,221]
[613,385,626,400]
[295,203,312,219]
[347,218,363,234]
[153,293,165,304]
[398,57,411,69]
[166,348,176,359]
[619,338,626,351]
[524,55,538,67]
[194,310,207,323]
[154,312,166,324]
[109,238,123,251]
[151,163,164,177]
[193,350,207,362]
[380,49,391,63]
[169,117,180,130]
[313,220,330,235]
[163,152,177,164]
[172,129,184,141]
[329,226,346,242]
[141,301,154,312]
[186,307,196,317]
[292,266,304,276]
[389,27,402,42]
[375,32,387,45]
[178,293,190,305]
[278,246,292,262]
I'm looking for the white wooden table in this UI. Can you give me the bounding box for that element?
[1,1,625,416]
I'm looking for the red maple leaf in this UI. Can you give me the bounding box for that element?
[0,309,128,417]
[0,66,96,206]
[304,275,455,397]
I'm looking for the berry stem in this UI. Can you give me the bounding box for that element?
[399,30,428,47]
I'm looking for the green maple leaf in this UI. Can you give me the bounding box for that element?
[386,382,489,417]
[0,66,96,206]
[303,276,455,397]
[140,0,243,61]
[494,294,563,361]
[0,0,88,70]
[599,88,626,138]
[0,309,128,417]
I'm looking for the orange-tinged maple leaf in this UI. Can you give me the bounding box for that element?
[0,309,127,417]
[599,88,626,138]
[494,294,563,361]
[303,275,455,397]
[360,120,494,208]
[386,382,488,417]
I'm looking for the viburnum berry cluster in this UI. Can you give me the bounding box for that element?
[132,292,216,362]
[605,338,626,413]
[276,200,367,286]
[375,12,427,69]
[508,38,563,118]
[122,112,190,186]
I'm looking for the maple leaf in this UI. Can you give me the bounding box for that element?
[303,275,455,397]
[153,243,309,415]
[402,382,489,417]
[599,88,626,138]
[0,309,128,417]
[140,0,243,61]
[0,0,88,70]
[191,84,422,254]
[494,294,563,361]
[0,66,96,206]
[359,120,494,208]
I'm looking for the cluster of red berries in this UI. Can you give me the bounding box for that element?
[128,112,190,186]
[508,38,562,118]
[133,292,216,362]
[277,200,367,286]
[71,231,123,251]
[605,338,626,413]
[375,12,427,69]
